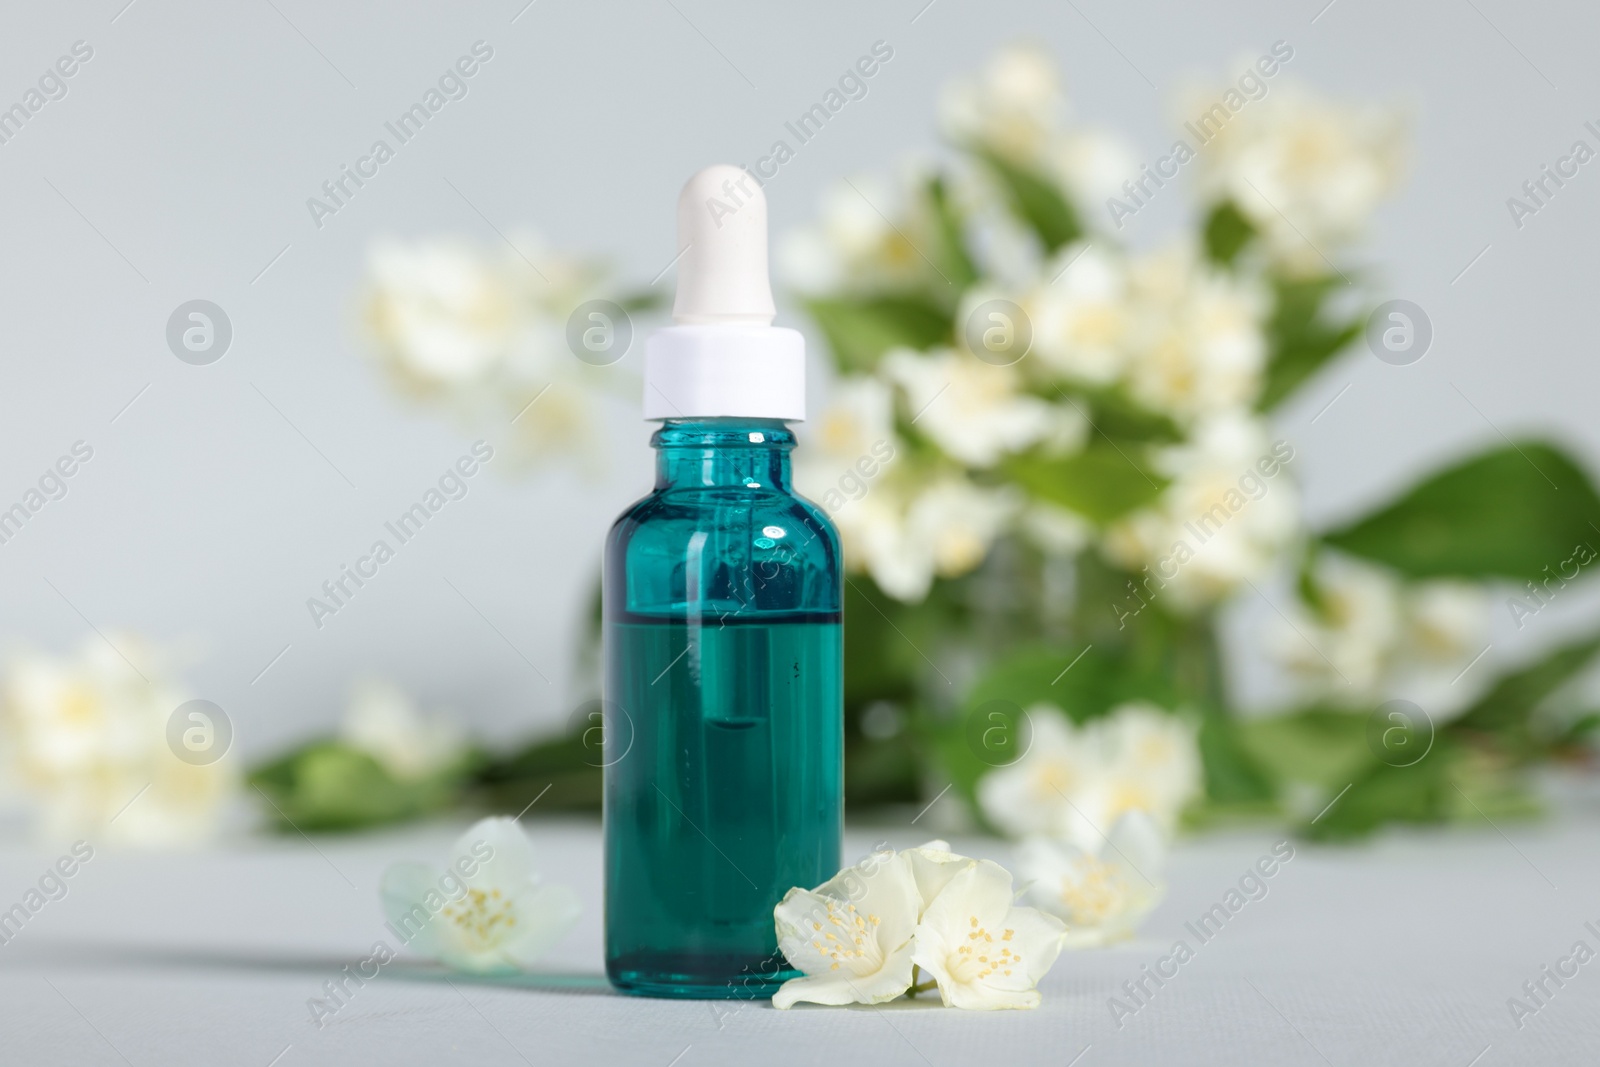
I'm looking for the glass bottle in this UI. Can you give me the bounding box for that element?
[603,417,842,997]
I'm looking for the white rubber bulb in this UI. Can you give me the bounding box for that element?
[672,164,776,326]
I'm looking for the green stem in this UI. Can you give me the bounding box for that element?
[906,965,938,997]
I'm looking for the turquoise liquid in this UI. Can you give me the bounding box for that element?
[603,419,843,998]
[605,614,841,996]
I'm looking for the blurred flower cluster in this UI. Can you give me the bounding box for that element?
[780,45,1390,611]
[0,636,236,848]
[1184,81,1406,277]
[777,44,1588,845]
[362,233,639,466]
[1270,556,1490,711]
[334,43,1600,846]
[979,703,1200,847]
[982,704,1199,946]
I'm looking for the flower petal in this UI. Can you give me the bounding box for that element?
[772,939,917,1009]
[1105,809,1166,878]
[499,881,582,967]
[911,861,1066,1011]
[904,843,974,918]
[1003,904,1067,982]
[1016,836,1086,888]
[434,881,574,975]
[775,851,921,982]
[943,981,1041,1011]
[921,859,1016,929]
[451,816,535,890]
[910,913,1042,1010]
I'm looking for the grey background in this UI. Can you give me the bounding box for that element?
[2,0,1598,760]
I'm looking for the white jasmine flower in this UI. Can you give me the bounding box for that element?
[1047,128,1141,207]
[1026,242,1131,386]
[1018,810,1166,948]
[1104,412,1299,607]
[772,847,922,1008]
[774,841,1070,1011]
[0,635,236,848]
[778,228,845,294]
[1274,568,1491,710]
[365,237,518,386]
[1122,242,1269,422]
[381,816,579,974]
[956,183,1046,289]
[884,346,1070,468]
[364,233,598,390]
[362,232,612,466]
[1404,581,1490,664]
[837,488,920,600]
[813,377,898,459]
[794,376,899,508]
[910,479,1020,576]
[1190,82,1405,273]
[1388,580,1492,716]
[977,704,1202,849]
[910,857,1067,1010]
[941,44,1065,164]
[1270,555,1404,702]
[850,477,1017,603]
[1019,502,1093,557]
[805,382,1021,602]
[976,709,1108,844]
[341,679,467,780]
[780,165,940,293]
[1097,704,1204,833]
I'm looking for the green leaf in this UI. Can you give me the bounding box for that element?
[1157,616,1276,805]
[960,643,1148,721]
[803,294,953,374]
[1452,632,1600,755]
[844,734,922,808]
[837,575,968,808]
[1259,276,1361,410]
[1201,200,1256,265]
[1196,707,1278,803]
[1300,746,1457,841]
[1004,444,1168,525]
[1280,632,1600,838]
[1067,388,1183,444]
[250,742,473,832]
[1302,742,1541,841]
[614,289,667,314]
[1321,441,1600,582]
[474,732,603,814]
[976,150,1082,253]
[842,576,931,708]
[926,175,979,290]
[1237,708,1376,790]
[1554,711,1600,748]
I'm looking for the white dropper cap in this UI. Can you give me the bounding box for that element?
[643,164,805,421]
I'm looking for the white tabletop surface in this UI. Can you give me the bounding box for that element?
[2,807,1598,1067]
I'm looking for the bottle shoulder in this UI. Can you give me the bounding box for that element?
[605,485,842,618]
[609,486,840,557]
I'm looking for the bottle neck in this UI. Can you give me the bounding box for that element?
[651,418,795,492]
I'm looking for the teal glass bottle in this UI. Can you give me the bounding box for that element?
[603,417,843,998]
